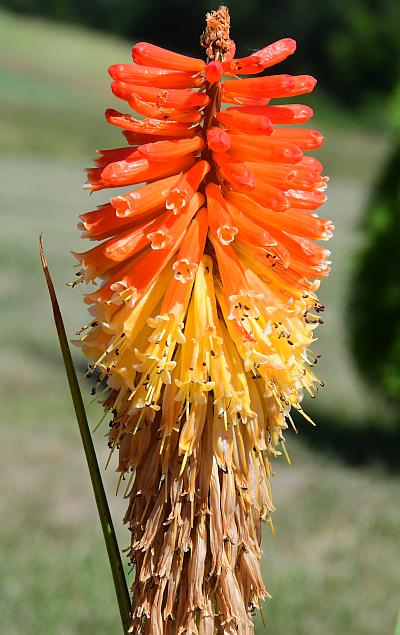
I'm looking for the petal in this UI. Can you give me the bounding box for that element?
[106,109,201,138]
[282,75,317,97]
[216,108,273,135]
[206,183,238,245]
[247,161,325,191]
[206,127,231,152]
[295,156,323,173]
[205,60,224,83]
[101,153,196,187]
[212,152,256,190]
[137,136,204,162]
[73,216,154,280]
[94,147,145,168]
[164,160,210,212]
[111,81,210,109]
[226,191,334,241]
[79,203,148,240]
[115,193,204,293]
[123,131,171,145]
[222,38,297,74]
[222,95,271,106]
[269,128,324,150]
[209,235,250,303]
[168,208,209,292]
[244,182,289,212]
[110,174,181,218]
[132,42,205,73]
[228,208,276,250]
[232,104,314,124]
[109,63,204,88]
[286,189,328,210]
[129,93,203,123]
[229,133,303,164]
[223,74,295,98]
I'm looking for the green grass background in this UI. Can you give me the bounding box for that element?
[1,9,399,635]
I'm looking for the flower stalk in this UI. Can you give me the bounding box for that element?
[67,4,333,633]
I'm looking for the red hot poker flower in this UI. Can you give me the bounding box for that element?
[74,6,333,634]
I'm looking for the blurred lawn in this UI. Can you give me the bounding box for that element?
[1,9,399,635]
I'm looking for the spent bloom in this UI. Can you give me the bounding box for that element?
[74,6,333,634]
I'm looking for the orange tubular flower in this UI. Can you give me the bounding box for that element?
[74,6,333,634]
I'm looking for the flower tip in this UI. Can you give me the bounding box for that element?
[111,81,129,101]
[302,75,318,93]
[207,127,231,152]
[314,131,324,146]
[71,250,82,263]
[111,196,131,217]
[131,41,147,58]
[173,258,199,282]
[132,41,206,73]
[205,60,224,83]
[105,108,118,122]
[223,40,236,61]
[108,64,121,80]
[283,145,303,162]
[285,38,297,54]
[217,224,238,245]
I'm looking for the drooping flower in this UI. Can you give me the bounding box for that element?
[74,6,333,634]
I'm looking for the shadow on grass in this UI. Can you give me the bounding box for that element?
[296,408,400,473]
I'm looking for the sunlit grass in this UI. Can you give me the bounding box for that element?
[0,9,127,156]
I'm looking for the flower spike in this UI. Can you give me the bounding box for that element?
[74,6,333,635]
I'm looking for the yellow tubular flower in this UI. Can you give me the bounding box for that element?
[74,6,333,634]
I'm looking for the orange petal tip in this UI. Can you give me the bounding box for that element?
[205,60,224,83]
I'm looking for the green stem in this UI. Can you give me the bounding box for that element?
[39,236,131,634]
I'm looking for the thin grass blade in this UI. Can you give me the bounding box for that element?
[39,235,131,634]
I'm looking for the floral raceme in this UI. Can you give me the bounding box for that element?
[75,8,333,634]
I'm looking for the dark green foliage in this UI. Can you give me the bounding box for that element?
[2,0,400,111]
[350,141,400,399]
